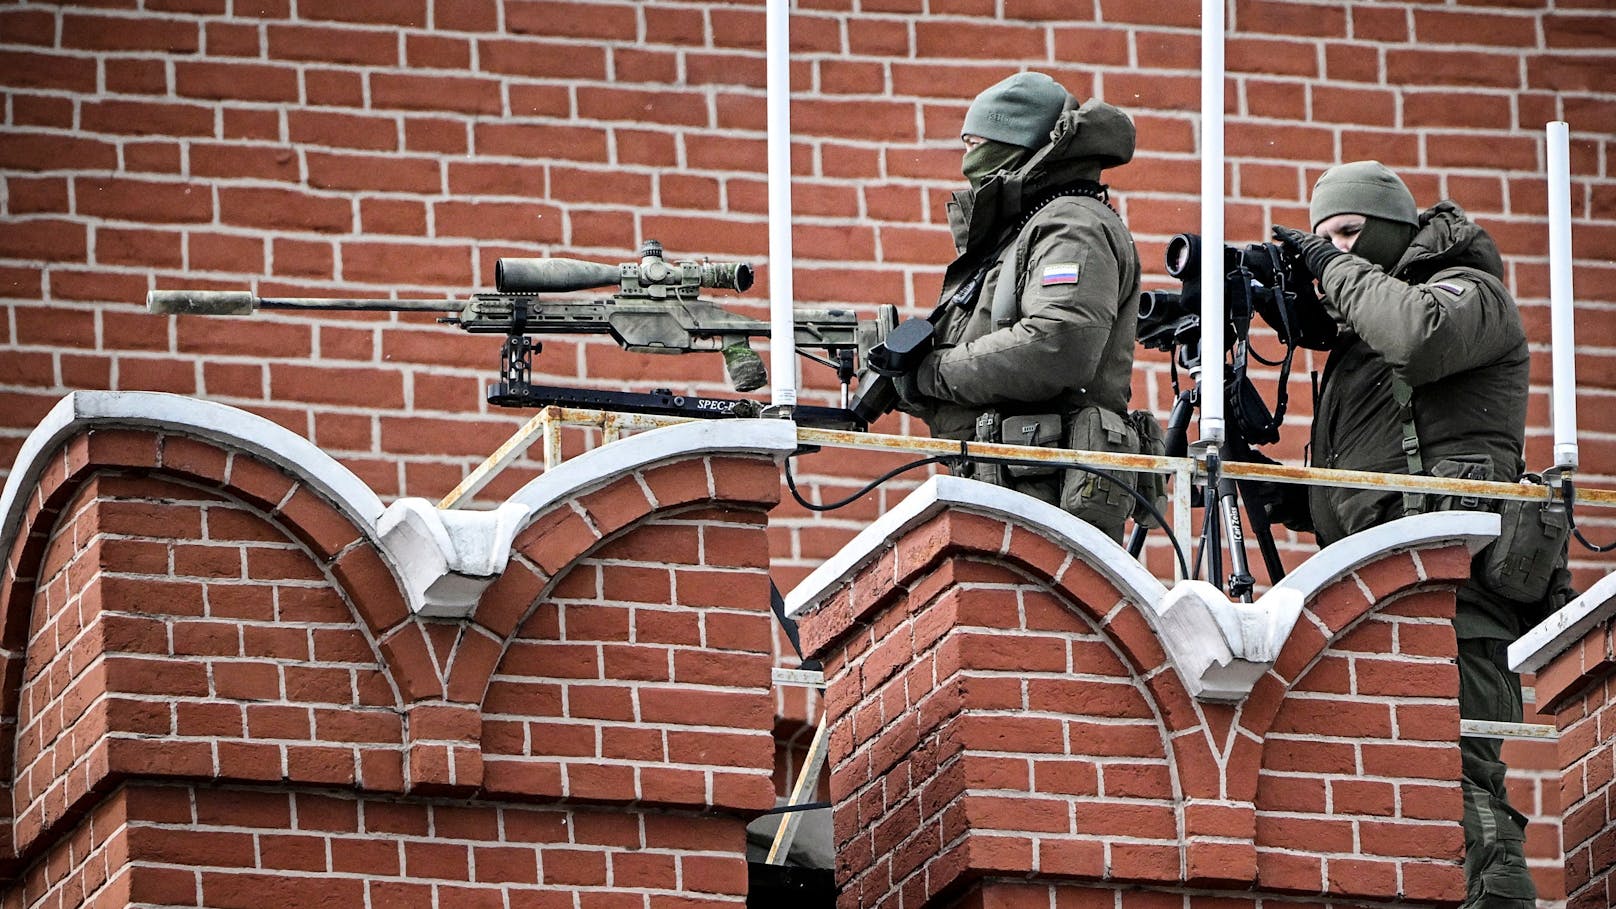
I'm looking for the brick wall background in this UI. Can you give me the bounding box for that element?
[2,0,1613,589]
[1,2,1613,903]
[1527,614,1616,909]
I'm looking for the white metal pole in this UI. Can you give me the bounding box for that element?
[1547,121,1578,470]
[1198,0,1225,444]
[766,0,798,411]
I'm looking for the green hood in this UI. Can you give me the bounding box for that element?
[948,98,1136,256]
[1395,201,1506,283]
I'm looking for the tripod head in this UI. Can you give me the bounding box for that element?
[1136,231,1339,448]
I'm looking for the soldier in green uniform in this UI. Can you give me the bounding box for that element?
[1270,161,1538,908]
[900,71,1146,540]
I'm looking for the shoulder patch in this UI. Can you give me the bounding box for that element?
[1041,262,1080,286]
[1431,280,1469,297]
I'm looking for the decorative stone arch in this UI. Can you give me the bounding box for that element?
[0,393,441,862]
[439,419,799,707]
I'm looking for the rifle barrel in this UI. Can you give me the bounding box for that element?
[257,298,460,312]
[147,290,460,316]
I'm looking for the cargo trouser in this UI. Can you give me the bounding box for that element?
[1457,637,1536,908]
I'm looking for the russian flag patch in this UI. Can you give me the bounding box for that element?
[1042,263,1080,286]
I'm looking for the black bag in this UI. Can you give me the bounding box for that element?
[1128,409,1167,528]
[1479,476,1571,604]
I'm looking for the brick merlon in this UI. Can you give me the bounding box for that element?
[381,416,795,616]
[787,474,1498,702]
[1509,569,1616,674]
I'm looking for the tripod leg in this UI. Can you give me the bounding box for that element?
[1203,452,1222,590]
[1218,474,1256,602]
[1236,479,1288,585]
[1125,521,1149,557]
[1128,387,1197,559]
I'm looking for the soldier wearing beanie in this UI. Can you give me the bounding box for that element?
[896,72,1150,540]
[1269,162,1547,908]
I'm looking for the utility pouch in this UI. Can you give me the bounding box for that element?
[1480,477,1570,604]
[1128,409,1168,528]
[1001,413,1063,478]
[972,410,1004,487]
[1060,406,1138,541]
[1423,455,1493,515]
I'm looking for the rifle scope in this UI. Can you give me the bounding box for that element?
[496,248,753,296]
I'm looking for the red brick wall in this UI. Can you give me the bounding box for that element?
[9,783,751,909]
[797,508,1477,907]
[0,425,783,904]
[2,4,1612,901]
[2,1,1613,590]
[1534,618,1616,909]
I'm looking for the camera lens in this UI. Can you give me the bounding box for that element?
[1138,290,1184,323]
[1165,233,1200,280]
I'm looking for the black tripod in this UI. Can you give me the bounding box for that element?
[1126,361,1287,602]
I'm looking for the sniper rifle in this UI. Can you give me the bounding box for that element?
[148,240,916,429]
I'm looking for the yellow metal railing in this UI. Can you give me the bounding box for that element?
[441,405,1616,518]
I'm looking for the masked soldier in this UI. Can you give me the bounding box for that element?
[901,71,1146,540]
[1270,161,1539,908]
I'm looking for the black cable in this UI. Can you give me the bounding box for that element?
[756,800,832,816]
[1563,479,1616,553]
[785,446,1193,579]
[785,453,955,512]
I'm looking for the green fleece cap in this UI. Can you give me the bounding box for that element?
[962,72,1071,150]
[1309,160,1418,231]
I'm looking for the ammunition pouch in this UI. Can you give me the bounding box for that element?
[1127,409,1168,528]
[1059,406,1139,542]
[971,410,1005,487]
[1000,413,1063,478]
[1420,458,1569,607]
[1420,455,1494,515]
[1480,478,1571,605]
[966,406,1149,541]
[968,410,1063,491]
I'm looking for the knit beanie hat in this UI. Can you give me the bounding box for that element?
[961,72,1071,150]
[1309,161,1418,231]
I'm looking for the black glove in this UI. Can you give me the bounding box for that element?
[892,371,929,414]
[1272,225,1345,282]
[1239,477,1314,533]
[1228,445,1315,533]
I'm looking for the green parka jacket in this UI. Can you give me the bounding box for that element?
[911,98,1142,441]
[1309,202,1530,638]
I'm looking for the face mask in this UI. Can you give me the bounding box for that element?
[962,139,1030,190]
[1352,215,1417,272]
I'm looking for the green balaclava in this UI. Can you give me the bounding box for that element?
[960,72,1071,189]
[1309,160,1419,271]
[1351,216,1418,272]
[962,139,1030,190]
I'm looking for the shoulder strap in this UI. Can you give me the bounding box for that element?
[990,240,1022,328]
[1392,375,1425,515]
[988,182,1112,329]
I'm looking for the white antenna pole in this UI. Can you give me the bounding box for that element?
[766,0,797,411]
[1198,0,1226,443]
[1547,121,1578,470]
